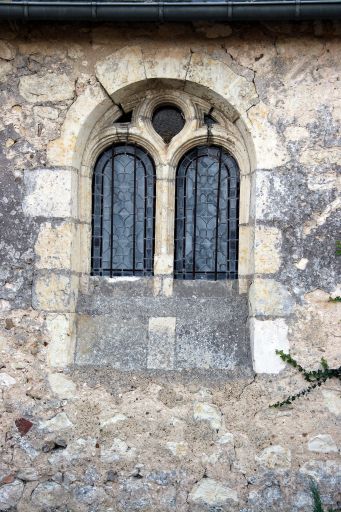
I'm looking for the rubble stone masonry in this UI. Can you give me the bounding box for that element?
[0,19,340,511]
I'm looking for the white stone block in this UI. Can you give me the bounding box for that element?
[250,318,289,374]
[147,317,176,370]
[23,169,77,219]
[308,434,338,453]
[254,225,282,274]
[33,273,78,312]
[322,389,341,416]
[48,373,76,399]
[189,478,238,507]
[39,412,73,432]
[19,73,74,103]
[249,279,294,317]
[46,313,76,368]
[255,445,291,469]
[0,373,16,387]
[193,402,222,430]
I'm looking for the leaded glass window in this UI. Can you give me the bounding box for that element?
[91,144,156,276]
[174,146,239,280]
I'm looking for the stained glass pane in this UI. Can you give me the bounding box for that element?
[91,144,155,276]
[174,146,239,280]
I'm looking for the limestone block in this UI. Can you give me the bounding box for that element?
[19,73,74,103]
[0,60,12,83]
[0,480,24,511]
[23,169,77,219]
[100,414,127,429]
[166,441,188,457]
[247,102,289,169]
[39,412,73,432]
[193,402,222,430]
[255,445,291,469]
[33,273,78,312]
[33,106,59,120]
[95,46,146,99]
[47,84,111,168]
[250,318,289,374]
[31,482,66,508]
[249,279,294,317]
[48,373,76,399]
[254,226,282,274]
[143,46,191,81]
[189,478,238,507]
[100,438,136,464]
[0,373,16,387]
[238,225,254,277]
[35,222,76,270]
[308,434,338,453]
[322,389,341,416]
[0,40,16,60]
[147,317,176,370]
[217,433,234,445]
[46,313,76,368]
[186,52,257,116]
[295,258,308,270]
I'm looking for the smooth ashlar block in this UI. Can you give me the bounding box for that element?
[147,317,176,370]
[250,318,289,374]
[46,313,76,368]
[33,273,79,312]
[254,225,282,274]
[249,279,294,317]
[23,169,77,219]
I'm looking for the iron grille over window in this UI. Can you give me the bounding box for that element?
[174,146,239,280]
[91,144,156,276]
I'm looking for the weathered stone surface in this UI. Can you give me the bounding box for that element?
[193,402,222,430]
[254,225,282,274]
[33,272,78,312]
[19,73,74,103]
[0,20,340,512]
[39,412,73,432]
[31,482,66,508]
[189,478,238,507]
[35,222,76,270]
[48,372,76,399]
[249,279,294,317]
[0,60,12,82]
[250,318,289,374]
[0,40,16,60]
[255,445,291,469]
[308,434,338,453]
[322,389,341,416]
[23,169,77,219]
[0,373,16,387]
[0,480,24,510]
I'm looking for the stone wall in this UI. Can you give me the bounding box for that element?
[0,20,340,511]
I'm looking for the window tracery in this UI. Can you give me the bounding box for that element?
[89,89,247,284]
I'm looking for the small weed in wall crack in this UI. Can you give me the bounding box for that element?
[270,351,341,408]
[310,480,341,512]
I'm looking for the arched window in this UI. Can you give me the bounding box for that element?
[91,144,155,276]
[174,146,239,280]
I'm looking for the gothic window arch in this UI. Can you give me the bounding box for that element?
[174,146,239,280]
[91,143,156,276]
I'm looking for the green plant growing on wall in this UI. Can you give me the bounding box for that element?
[270,351,341,408]
[336,240,341,256]
[310,480,341,512]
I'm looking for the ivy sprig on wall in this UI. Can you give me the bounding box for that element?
[270,351,341,408]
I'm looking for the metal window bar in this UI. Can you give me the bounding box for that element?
[174,145,239,280]
[91,144,156,277]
